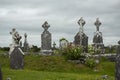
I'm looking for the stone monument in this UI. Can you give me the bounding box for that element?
[74,17,88,53]
[59,38,68,49]
[93,18,104,53]
[9,28,24,69]
[23,33,29,52]
[116,40,120,80]
[41,21,52,55]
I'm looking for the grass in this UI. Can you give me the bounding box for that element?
[2,68,114,80]
[0,51,115,80]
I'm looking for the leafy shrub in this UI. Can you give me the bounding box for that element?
[85,58,97,69]
[62,46,84,60]
[88,45,94,54]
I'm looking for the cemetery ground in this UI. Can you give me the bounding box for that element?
[0,50,115,80]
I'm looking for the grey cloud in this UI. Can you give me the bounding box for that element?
[0,0,120,47]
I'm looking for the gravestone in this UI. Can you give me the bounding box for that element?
[0,65,2,80]
[93,18,104,53]
[10,47,24,69]
[116,40,120,80]
[23,33,29,52]
[74,17,88,53]
[41,21,52,55]
[9,28,24,69]
[59,38,68,49]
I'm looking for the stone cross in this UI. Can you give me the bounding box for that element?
[41,21,52,55]
[42,21,50,31]
[77,17,86,33]
[116,40,120,80]
[94,18,102,32]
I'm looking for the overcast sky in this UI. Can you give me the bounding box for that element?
[0,0,120,47]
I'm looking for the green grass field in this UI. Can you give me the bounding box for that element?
[3,68,114,80]
[0,51,115,80]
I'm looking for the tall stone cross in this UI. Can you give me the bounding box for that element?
[77,17,86,33]
[94,18,102,32]
[41,21,52,52]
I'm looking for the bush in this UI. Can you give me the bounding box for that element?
[62,46,85,60]
[0,47,9,51]
[85,58,97,69]
[88,45,94,54]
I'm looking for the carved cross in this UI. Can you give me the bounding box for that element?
[42,21,50,31]
[94,18,102,32]
[78,17,86,33]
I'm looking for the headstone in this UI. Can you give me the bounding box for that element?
[59,38,68,49]
[10,47,24,69]
[41,21,52,55]
[74,17,88,53]
[93,18,104,53]
[116,40,120,80]
[9,28,24,69]
[0,65,2,80]
[23,33,29,52]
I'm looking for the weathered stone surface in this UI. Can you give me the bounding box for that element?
[116,40,120,80]
[93,32,103,44]
[93,18,103,44]
[93,18,104,53]
[41,31,51,50]
[74,32,88,52]
[74,32,88,46]
[10,47,24,69]
[74,17,88,53]
[9,28,24,69]
[10,28,22,46]
[77,17,86,33]
[41,21,52,55]
[9,28,24,55]
[94,18,101,32]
